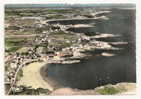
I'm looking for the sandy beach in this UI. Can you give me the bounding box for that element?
[16,62,136,95]
[17,62,53,91]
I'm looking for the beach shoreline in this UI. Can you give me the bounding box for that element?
[17,62,53,91]
[16,61,136,95]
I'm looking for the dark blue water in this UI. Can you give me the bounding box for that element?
[41,9,136,90]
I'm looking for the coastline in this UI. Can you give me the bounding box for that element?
[40,63,64,90]
[50,83,136,95]
[17,62,53,91]
[40,63,136,95]
[17,61,136,95]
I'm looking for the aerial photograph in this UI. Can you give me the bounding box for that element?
[4,4,136,95]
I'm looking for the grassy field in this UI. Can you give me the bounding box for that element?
[5,38,34,52]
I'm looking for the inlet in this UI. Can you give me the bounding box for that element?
[40,9,136,90]
[41,46,136,90]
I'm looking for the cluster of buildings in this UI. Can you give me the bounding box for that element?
[5,48,40,84]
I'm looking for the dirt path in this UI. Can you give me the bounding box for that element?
[17,62,53,91]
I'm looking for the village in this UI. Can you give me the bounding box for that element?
[4,6,133,95]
